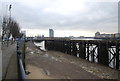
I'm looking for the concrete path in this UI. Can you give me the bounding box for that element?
[2,42,18,79]
[5,53,18,79]
[26,42,120,80]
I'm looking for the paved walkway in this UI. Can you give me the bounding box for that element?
[2,42,18,79]
[26,42,120,80]
[5,53,18,79]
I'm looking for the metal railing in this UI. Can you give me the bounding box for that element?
[17,42,26,81]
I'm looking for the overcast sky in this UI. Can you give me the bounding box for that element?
[0,0,119,37]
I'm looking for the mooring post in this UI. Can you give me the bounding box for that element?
[50,40,52,50]
[59,40,62,52]
[86,41,90,61]
[57,40,60,51]
[116,41,119,69]
[58,40,60,51]
[91,43,95,62]
[61,40,64,53]
[72,40,77,56]
[79,41,86,59]
[48,41,51,50]
[98,41,109,66]
[71,40,74,56]
[52,40,54,50]
[54,40,57,51]
[63,40,66,53]
[66,40,69,54]
[68,40,71,55]
[51,40,53,50]
[67,40,71,54]
[48,41,50,50]
[44,40,47,50]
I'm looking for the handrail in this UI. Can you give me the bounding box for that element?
[17,54,26,80]
[17,42,26,81]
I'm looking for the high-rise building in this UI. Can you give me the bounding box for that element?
[21,31,26,38]
[49,29,54,37]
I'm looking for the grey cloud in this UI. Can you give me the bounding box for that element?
[2,1,118,33]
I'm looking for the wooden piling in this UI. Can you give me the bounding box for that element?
[45,40,120,70]
[116,41,119,69]
[98,41,109,66]
[79,41,86,59]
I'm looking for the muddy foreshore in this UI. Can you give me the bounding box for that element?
[25,41,120,80]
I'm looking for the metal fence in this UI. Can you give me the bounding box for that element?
[17,41,26,80]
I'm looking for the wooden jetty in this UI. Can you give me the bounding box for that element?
[44,40,120,70]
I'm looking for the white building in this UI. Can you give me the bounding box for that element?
[115,33,120,38]
[95,32,116,38]
[100,34,110,38]
[95,32,100,38]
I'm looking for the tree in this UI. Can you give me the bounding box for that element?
[9,19,20,38]
[2,17,10,40]
[2,17,23,40]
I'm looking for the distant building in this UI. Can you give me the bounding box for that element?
[26,37,34,40]
[41,34,44,38]
[115,33,120,38]
[110,34,115,38]
[79,36,84,38]
[49,29,54,37]
[95,32,119,39]
[95,32,100,38]
[100,34,111,38]
[21,31,26,38]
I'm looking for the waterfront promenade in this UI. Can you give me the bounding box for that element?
[2,42,18,79]
[26,41,119,79]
